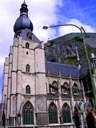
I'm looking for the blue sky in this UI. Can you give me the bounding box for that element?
[0,0,96,102]
[61,0,96,27]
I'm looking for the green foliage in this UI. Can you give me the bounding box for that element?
[46,36,96,65]
[74,36,83,42]
[65,56,76,65]
[47,55,57,62]
[61,57,64,63]
[47,41,54,47]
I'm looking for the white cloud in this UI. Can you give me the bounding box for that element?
[0,0,63,53]
[0,0,63,63]
[59,19,96,36]
[28,0,63,41]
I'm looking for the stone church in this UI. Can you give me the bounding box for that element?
[2,1,95,128]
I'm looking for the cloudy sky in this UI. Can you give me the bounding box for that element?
[0,0,96,101]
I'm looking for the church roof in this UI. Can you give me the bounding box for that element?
[13,1,40,43]
[79,63,88,77]
[45,61,79,78]
[14,1,33,33]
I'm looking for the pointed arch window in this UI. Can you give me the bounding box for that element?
[48,103,58,124]
[61,82,70,94]
[62,103,71,123]
[49,81,58,94]
[26,85,31,94]
[23,101,34,124]
[72,83,79,94]
[26,42,29,49]
[26,64,30,73]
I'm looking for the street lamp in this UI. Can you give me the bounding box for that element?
[43,24,96,108]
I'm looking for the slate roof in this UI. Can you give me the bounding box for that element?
[45,61,79,78]
[14,29,40,43]
[79,63,88,77]
[14,1,33,33]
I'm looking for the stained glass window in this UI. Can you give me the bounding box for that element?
[72,83,79,94]
[23,101,34,124]
[49,81,58,94]
[61,82,70,94]
[26,85,31,94]
[26,64,30,73]
[62,103,71,123]
[48,102,58,123]
[26,43,29,49]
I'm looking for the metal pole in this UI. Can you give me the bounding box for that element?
[81,27,96,108]
[43,24,96,108]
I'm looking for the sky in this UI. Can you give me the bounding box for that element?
[0,0,96,102]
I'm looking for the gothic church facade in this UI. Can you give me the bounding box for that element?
[2,1,87,128]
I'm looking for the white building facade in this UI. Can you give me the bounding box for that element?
[2,1,86,128]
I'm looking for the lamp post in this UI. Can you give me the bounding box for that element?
[43,24,96,108]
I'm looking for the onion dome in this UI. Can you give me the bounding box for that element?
[14,1,33,33]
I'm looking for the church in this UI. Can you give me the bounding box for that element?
[2,1,95,128]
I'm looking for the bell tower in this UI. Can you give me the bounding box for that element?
[2,1,48,127]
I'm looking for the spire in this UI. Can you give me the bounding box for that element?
[91,53,95,59]
[90,53,96,68]
[76,46,81,69]
[13,1,33,33]
[23,0,27,5]
[76,46,80,62]
[20,0,28,15]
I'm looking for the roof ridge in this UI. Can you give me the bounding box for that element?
[46,61,77,68]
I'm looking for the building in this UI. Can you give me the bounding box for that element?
[2,1,96,128]
[45,33,96,64]
[0,103,2,126]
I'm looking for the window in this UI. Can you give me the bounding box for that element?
[62,103,71,123]
[72,83,79,94]
[27,32,32,40]
[26,42,29,49]
[26,52,28,55]
[49,81,58,94]
[26,85,31,94]
[61,82,70,94]
[48,102,58,124]
[26,64,30,73]
[23,101,34,124]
